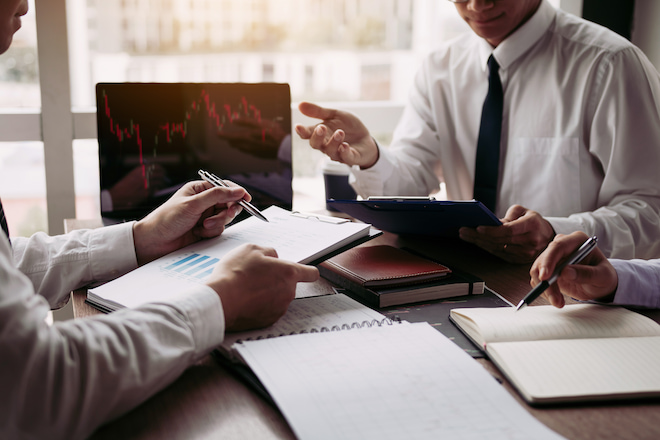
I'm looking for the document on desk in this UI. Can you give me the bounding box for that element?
[450,304,660,404]
[87,206,373,312]
[217,293,392,363]
[234,322,565,440]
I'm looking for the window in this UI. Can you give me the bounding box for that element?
[361,64,391,101]
[75,0,468,106]
[68,0,472,213]
[0,0,45,237]
[0,0,575,234]
[0,0,39,109]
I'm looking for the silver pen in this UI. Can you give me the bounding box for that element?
[516,236,598,311]
[198,169,269,222]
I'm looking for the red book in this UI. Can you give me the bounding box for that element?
[320,245,451,288]
[319,245,483,308]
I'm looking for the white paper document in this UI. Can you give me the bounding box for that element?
[88,206,371,311]
[218,293,389,361]
[235,322,565,440]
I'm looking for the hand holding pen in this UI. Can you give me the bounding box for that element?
[198,170,269,222]
[516,234,598,310]
[526,232,619,309]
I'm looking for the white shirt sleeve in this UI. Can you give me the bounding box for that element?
[610,258,660,309]
[351,66,454,199]
[0,228,226,440]
[544,45,660,259]
[11,222,139,308]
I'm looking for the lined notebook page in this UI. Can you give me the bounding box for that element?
[235,322,564,440]
[488,336,660,403]
[451,304,660,345]
[219,294,387,359]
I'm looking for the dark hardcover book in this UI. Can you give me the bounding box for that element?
[319,245,452,288]
[319,245,484,308]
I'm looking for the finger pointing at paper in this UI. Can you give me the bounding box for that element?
[207,244,320,331]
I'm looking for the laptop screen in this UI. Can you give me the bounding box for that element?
[96,82,293,221]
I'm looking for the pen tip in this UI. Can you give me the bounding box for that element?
[515,301,525,312]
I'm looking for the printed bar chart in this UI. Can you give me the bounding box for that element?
[161,253,220,282]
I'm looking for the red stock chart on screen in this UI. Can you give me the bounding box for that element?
[96,83,293,218]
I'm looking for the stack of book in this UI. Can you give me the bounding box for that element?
[318,245,484,308]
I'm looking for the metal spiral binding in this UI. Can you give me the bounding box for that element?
[236,315,402,344]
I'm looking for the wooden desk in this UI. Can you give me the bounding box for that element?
[66,219,660,440]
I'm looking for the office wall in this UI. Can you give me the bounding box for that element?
[632,0,660,71]
[582,0,634,40]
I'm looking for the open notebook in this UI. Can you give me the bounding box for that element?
[87,206,374,312]
[450,304,660,404]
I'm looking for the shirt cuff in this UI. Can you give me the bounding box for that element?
[544,216,585,237]
[88,222,139,282]
[609,259,660,308]
[160,285,226,358]
[350,144,394,197]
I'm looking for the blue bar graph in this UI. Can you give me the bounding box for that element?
[164,254,200,271]
[186,257,219,276]
[197,267,215,279]
[174,255,210,273]
[162,253,219,281]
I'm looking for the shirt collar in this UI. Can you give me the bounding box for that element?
[477,0,556,72]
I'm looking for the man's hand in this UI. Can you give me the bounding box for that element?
[459,204,555,263]
[530,232,618,308]
[295,102,379,169]
[207,244,320,331]
[133,180,249,265]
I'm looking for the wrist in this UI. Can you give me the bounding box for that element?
[595,291,616,303]
[359,137,380,170]
[210,277,237,329]
[597,270,619,303]
[132,219,159,265]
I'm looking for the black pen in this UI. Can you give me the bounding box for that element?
[516,235,598,311]
[198,169,269,222]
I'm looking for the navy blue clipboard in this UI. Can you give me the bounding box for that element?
[327,198,501,237]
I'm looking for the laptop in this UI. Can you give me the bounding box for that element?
[96,82,293,224]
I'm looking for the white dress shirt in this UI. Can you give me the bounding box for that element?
[610,258,660,308]
[0,224,225,440]
[352,0,660,259]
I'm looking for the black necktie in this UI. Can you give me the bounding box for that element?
[0,198,9,240]
[473,55,503,213]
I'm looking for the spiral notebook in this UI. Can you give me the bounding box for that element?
[234,322,565,440]
[217,293,399,363]
[216,294,565,439]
